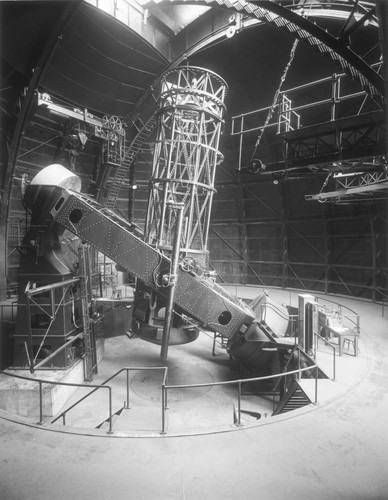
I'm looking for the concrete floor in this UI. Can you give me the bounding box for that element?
[1,287,387,499]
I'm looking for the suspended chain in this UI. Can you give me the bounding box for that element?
[78,245,94,381]
[241,0,382,103]
[252,38,299,158]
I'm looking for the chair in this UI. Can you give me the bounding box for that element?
[343,336,359,355]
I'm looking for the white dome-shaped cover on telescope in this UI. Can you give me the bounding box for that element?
[30,164,82,192]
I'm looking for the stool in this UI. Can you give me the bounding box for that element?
[212,332,228,356]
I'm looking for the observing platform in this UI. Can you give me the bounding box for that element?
[0,286,387,500]
[0,287,373,435]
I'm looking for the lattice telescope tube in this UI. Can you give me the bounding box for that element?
[145,66,228,269]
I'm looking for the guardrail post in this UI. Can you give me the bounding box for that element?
[161,384,166,435]
[37,381,43,425]
[164,377,168,410]
[107,387,113,434]
[272,386,275,413]
[26,297,35,374]
[297,348,301,380]
[125,369,130,409]
[237,381,242,426]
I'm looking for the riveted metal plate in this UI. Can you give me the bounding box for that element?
[52,189,254,337]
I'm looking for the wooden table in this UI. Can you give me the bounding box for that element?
[326,325,359,356]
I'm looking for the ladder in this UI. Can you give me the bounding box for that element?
[105,115,157,210]
[78,245,95,381]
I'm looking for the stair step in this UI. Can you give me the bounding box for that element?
[114,407,162,432]
[105,115,157,207]
[96,406,124,431]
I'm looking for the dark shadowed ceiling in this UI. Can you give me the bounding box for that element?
[1,1,168,117]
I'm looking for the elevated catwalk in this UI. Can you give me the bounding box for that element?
[0,287,387,499]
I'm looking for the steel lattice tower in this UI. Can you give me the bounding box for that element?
[145,66,228,272]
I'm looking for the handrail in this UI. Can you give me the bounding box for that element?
[162,364,318,430]
[2,362,319,434]
[316,295,358,316]
[272,344,301,398]
[52,366,167,433]
[0,302,21,323]
[278,61,381,96]
[0,370,112,431]
[231,61,382,168]
[260,301,289,322]
[232,61,382,126]
[314,332,336,380]
[260,302,298,340]
[223,282,386,308]
[316,296,360,335]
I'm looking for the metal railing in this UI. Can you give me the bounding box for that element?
[231,62,383,171]
[0,302,20,324]
[272,344,300,397]
[260,301,299,342]
[0,370,112,430]
[51,366,167,434]
[161,363,318,430]
[316,296,360,336]
[271,344,320,409]
[1,362,319,435]
[232,62,382,138]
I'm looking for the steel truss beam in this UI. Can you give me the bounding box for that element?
[282,112,386,168]
[306,171,388,202]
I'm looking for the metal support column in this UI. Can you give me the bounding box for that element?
[161,202,184,361]
[79,245,95,381]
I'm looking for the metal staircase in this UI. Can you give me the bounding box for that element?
[259,321,278,343]
[273,379,312,415]
[104,115,157,210]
